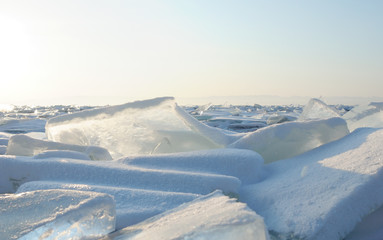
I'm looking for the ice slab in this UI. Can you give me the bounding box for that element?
[6,134,112,160]
[240,128,383,240]
[105,191,269,240]
[17,181,200,230]
[118,148,265,184]
[229,117,349,163]
[0,155,240,195]
[299,98,340,120]
[0,189,115,240]
[46,97,237,159]
[343,102,383,131]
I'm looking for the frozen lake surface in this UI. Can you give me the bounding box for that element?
[1,97,383,239]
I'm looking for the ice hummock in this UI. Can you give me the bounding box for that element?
[299,98,340,120]
[240,127,383,240]
[45,97,238,159]
[6,134,112,160]
[0,189,115,240]
[229,117,349,163]
[104,191,270,240]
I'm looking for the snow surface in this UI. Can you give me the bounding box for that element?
[104,191,270,240]
[0,189,115,239]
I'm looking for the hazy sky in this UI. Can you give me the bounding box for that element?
[1,1,382,105]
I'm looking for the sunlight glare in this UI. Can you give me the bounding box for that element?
[0,15,32,85]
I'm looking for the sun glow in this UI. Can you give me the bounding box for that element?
[0,15,32,86]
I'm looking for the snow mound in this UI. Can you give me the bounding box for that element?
[240,128,383,240]
[17,181,200,230]
[118,148,265,184]
[46,97,237,159]
[6,134,112,160]
[0,189,115,240]
[343,102,383,131]
[229,117,349,163]
[106,190,270,240]
[299,98,340,120]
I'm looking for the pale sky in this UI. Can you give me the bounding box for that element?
[0,0,382,105]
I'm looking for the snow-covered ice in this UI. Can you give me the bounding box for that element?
[229,117,349,163]
[6,134,112,160]
[240,127,383,240]
[0,189,115,239]
[118,148,265,184]
[0,155,240,195]
[104,191,270,240]
[17,181,200,229]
